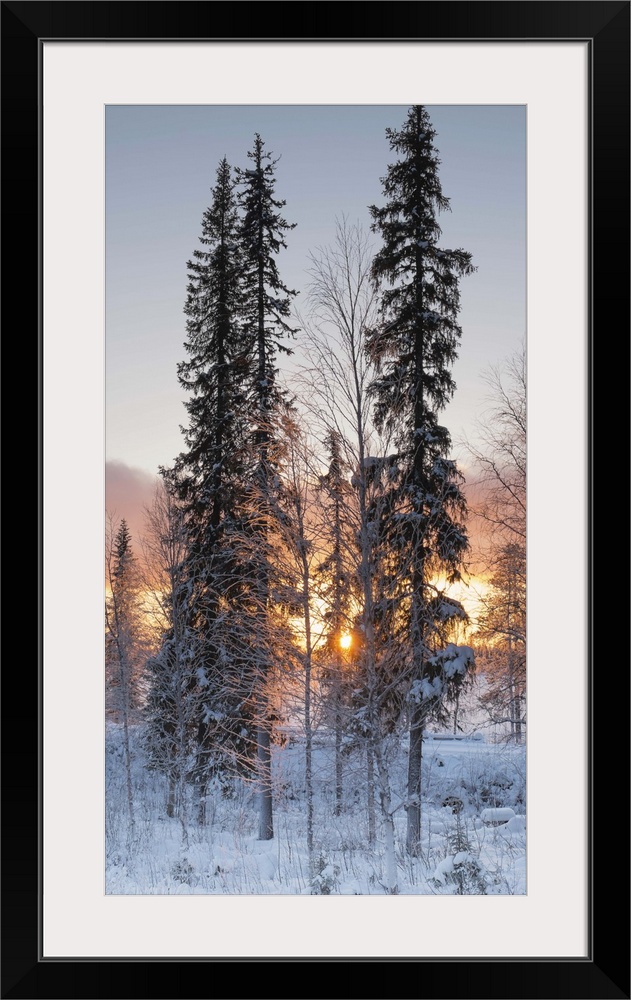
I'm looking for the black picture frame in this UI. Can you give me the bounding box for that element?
[3,2,628,997]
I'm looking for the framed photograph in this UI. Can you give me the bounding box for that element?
[4,2,628,996]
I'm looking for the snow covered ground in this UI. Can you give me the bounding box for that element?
[106,723,525,895]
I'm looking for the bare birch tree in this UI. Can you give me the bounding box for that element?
[465,345,526,741]
[296,217,403,892]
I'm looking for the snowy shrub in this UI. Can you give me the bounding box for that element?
[431,849,490,895]
[430,817,491,895]
[171,857,196,886]
[311,852,340,895]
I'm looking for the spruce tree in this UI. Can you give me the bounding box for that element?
[105,516,144,831]
[161,157,257,813]
[171,155,253,554]
[106,517,144,713]
[367,105,475,856]
[235,133,297,840]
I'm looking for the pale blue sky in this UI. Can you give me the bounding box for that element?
[106,105,525,499]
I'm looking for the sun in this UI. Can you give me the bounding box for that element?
[340,633,352,650]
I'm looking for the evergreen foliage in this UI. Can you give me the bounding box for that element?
[367,105,476,853]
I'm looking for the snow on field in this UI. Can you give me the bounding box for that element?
[106,723,526,895]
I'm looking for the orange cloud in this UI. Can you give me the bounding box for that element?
[105,461,158,547]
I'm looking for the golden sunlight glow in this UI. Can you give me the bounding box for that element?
[340,633,352,650]
[430,574,492,636]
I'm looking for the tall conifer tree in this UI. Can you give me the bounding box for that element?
[236,134,297,840]
[161,157,257,811]
[367,105,475,855]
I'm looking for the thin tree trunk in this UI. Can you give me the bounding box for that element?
[513,690,523,745]
[305,749,314,856]
[407,559,426,855]
[121,696,135,834]
[178,656,191,848]
[329,463,344,816]
[304,602,314,864]
[453,691,460,735]
[406,704,423,857]
[179,777,190,850]
[366,743,376,848]
[197,778,208,826]
[381,798,398,895]
[167,773,176,818]
[257,718,274,841]
[334,689,343,817]
[373,736,398,894]
[305,717,314,863]
[507,566,521,744]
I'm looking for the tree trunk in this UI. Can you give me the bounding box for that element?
[453,691,460,735]
[304,611,314,862]
[406,704,423,857]
[366,743,376,848]
[508,676,516,742]
[373,738,398,894]
[179,783,190,851]
[121,702,135,835]
[117,647,135,836]
[406,561,426,856]
[513,691,523,745]
[334,692,343,817]
[196,778,208,826]
[257,717,273,840]
[167,773,176,818]
[382,798,398,895]
[305,735,314,861]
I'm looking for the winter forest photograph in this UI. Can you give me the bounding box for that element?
[105,103,526,896]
